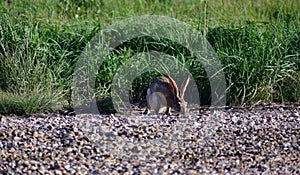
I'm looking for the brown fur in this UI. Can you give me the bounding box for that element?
[144,74,190,115]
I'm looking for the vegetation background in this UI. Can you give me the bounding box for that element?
[0,0,299,115]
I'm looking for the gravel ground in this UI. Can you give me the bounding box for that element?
[0,103,299,174]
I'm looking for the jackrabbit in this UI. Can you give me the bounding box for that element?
[143,74,190,115]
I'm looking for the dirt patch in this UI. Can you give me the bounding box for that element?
[0,103,299,174]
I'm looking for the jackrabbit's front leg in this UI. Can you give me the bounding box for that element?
[165,107,171,115]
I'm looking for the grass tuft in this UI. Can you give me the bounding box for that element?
[0,0,299,114]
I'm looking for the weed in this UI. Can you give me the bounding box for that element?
[0,0,299,114]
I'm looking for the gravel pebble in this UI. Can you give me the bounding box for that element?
[0,103,299,174]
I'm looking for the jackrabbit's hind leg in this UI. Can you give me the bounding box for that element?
[154,105,160,114]
[143,102,152,114]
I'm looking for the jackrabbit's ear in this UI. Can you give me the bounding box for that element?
[167,75,179,97]
[179,74,190,98]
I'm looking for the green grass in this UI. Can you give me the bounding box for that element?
[207,23,300,104]
[0,0,299,114]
